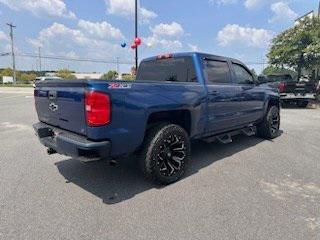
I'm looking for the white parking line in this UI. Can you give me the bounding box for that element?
[0,91,33,94]
[0,95,28,100]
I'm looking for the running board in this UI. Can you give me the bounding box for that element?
[242,126,257,137]
[216,134,233,144]
[202,125,257,144]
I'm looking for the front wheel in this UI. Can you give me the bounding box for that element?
[139,124,191,185]
[257,106,280,139]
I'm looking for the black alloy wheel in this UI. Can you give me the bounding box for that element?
[139,124,190,185]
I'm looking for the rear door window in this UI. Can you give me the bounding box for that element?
[203,60,231,84]
[137,57,197,83]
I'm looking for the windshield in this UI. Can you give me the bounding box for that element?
[136,57,197,82]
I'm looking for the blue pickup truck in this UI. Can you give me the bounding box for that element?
[34,52,280,184]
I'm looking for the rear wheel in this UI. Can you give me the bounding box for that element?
[139,123,190,185]
[257,106,280,139]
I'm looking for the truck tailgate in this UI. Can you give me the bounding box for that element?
[284,82,316,94]
[34,80,87,135]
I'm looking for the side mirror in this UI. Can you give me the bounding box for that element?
[259,80,268,85]
[257,76,268,85]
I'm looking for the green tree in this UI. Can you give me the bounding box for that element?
[267,17,320,79]
[0,68,13,77]
[56,69,76,80]
[121,74,135,81]
[100,71,118,80]
[19,73,37,83]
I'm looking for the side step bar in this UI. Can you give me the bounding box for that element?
[242,126,256,137]
[217,134,232,144]
[203,125,257,144]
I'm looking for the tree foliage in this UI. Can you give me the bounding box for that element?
[0,68,37,83]
[121,74,135,81]
[100,71,118,80]
[0,68,14,77]
[267,17,320,78]
[20,73,37,82]
[56,69,76,80]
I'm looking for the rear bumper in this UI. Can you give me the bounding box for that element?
[280,93,316,100]
[33,122,111,161]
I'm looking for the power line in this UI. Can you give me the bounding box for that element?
[116,57,119,73]
[13,52,265,65]
[2,50,269,69]
[6,23,16,84]
[15,53,134,65]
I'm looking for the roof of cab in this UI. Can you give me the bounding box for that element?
[141,52,244,65]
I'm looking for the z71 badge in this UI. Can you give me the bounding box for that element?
[108,83,132,89]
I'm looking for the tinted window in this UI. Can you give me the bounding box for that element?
[204,60,230,84]
[137,57,197,82]
[233,63,254,84]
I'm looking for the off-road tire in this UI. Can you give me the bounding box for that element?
[139,123,190,185]
[257,106,280,139]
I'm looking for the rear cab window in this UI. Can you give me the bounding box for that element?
[136,56,197,83]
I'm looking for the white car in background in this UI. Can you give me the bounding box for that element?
[33,76,63,88]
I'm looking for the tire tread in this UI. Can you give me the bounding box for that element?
[138,123,190,184]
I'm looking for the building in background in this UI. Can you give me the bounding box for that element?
[45,72,57,77]
[1,76,14,84]
[73,72,103,79]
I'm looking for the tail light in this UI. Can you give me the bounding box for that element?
[85,91,111,127]
[278,82,286,93]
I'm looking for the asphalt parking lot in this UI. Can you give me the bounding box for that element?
[0,87,319,240]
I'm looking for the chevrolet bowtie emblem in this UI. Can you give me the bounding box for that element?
[49,102,58,112]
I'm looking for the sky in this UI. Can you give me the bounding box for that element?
[0,0,318,74]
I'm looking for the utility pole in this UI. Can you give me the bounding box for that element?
[38,47,42,73]
[116,57,119,75]
[135,0,138,71]
[6,23,16,84]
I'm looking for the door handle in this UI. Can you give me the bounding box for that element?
[208,91,219,101]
